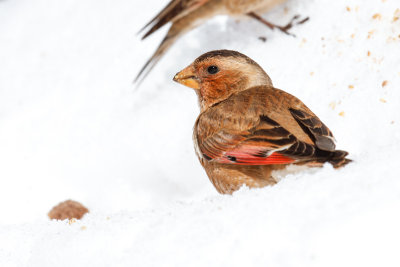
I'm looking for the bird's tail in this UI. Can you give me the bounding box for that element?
[134,32,180,85]
[303,149,352,168]
[327,150,352,168]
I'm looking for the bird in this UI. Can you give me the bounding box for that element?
[136,0,309,84]
[173,49,351,194]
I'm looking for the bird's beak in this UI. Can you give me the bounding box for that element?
[173,65,200,90]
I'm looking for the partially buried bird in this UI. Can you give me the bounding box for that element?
[136,0,308,83]
[173,50,351,194]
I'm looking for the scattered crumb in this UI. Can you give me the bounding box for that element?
[368,30,375,39]
[106,216,111,220]
[348,85,354,89]
[393,9,400,22]
[68,218,77,225]
[299,38,307,48]
[372,13,382,20]
[258,36,267,42]
[80,226,87,230]
[386,36,398,43]
[382,80,388,87]
[284,7,289,14]
[321,37,325,41]
[391,121,395,124]
[339,111,345,117]
[367,51,371,56]
[310,72,314,76]
[329,102,336,110]
[48,200,89,220]
[372,57,384,64]
[380,98,387,103]
[346,6,351,12]
[351,34,355,38]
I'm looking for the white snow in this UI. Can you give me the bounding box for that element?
[1,0,400,266]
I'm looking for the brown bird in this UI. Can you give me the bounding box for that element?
[136,0,309,83]
[173,50,351,194]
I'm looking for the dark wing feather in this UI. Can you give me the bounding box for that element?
[140,0,210,39]
[289,108,335,151]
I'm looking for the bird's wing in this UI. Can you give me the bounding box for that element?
[195,87,337,165]
[288,108,335,151]
[140,0,211,39]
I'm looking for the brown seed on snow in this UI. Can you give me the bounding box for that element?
[393,9,400,22]
[372,13,381,20]
[368,30,376,39]
[48,200,89,220]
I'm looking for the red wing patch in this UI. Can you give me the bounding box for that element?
[213,150,295,165]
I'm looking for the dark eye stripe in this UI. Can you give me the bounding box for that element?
[207,65,219,74]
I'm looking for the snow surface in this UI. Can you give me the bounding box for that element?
[1,0,400,266]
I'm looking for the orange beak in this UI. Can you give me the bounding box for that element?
[173,65,200,90]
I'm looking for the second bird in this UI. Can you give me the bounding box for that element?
[137,0,307,83]
[174,50,351,194]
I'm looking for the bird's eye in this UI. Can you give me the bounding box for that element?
[207,65,219,74]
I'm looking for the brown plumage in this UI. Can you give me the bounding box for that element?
[136,0,309,83]
[173,50,351,194]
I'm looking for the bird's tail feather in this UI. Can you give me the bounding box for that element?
[327,150,352,168]
[301,149,352,168]
[134,33,180,85]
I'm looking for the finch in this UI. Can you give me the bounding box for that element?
[173,50,351,194]
[136,0,308,83]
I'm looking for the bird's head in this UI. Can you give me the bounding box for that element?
[173,50,272,110]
